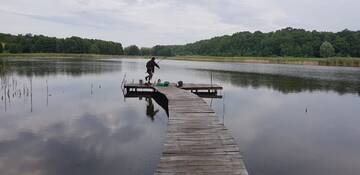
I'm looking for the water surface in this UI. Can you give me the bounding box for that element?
[1,57,359,175]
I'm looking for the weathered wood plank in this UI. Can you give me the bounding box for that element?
[154,85,248,175]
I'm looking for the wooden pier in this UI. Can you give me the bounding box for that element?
[124,83,222,93]
[124,83,248,175]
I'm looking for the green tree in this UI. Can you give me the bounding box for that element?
[56,39,65,53]
[140,47,152,56]
[333,36,348,56]
[124,45,140,55]
[152,45,174,56]
[114,43,124,55]
[0,33,125,55]
[320,41,335,58]
[63,38,78,53]
[2,28,360,57]
[89,44,100,54]
[0,43,3,53]
[80,39,92,53]
[6,43,22,53]
[33,36,57,53]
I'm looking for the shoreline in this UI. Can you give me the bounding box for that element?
[170,56,360,67]
[1,53,360,67]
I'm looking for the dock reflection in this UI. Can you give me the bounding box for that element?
[145,98,159,121]
[124,89,222,120]
[124,91,169,118]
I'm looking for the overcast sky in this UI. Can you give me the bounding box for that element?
[0,0,359,47]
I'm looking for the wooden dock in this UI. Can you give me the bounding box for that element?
[124,83,248,174]
[124,83,222,93]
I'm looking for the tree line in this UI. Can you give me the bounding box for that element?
[124,45,174,56]
[166,27,360,58]
[0,33,175,56]
[1,28,360,58]
[0,33,124,55]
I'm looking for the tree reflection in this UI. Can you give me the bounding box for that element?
[209,70,360,96]
[0,58,121,77]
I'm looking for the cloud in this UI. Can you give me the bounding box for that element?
[0,0,359,47]
[0,112,154,175]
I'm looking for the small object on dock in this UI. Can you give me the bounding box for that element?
[156,82,164,87]
[177,81,183,87]
[156,81,170,87]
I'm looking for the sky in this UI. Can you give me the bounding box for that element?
[0,0,359,47]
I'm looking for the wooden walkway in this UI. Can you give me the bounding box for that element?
[154,85,248,175]
[124,83,222,93]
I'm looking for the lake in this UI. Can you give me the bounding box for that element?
[0,57,359,175]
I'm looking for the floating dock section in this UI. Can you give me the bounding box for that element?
[124,83,248,175]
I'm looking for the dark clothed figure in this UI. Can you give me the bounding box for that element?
[145,57,160,83]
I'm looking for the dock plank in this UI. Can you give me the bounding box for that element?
[154,85,248,175]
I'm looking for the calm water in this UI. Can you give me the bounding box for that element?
[0,58,359,175]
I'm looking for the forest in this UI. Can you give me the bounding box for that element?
[1,27,360,58]
[0,33,124,55]
[167,28,360,58]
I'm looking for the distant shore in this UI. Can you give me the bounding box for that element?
[171,55,360,67]
[1,53,360,67]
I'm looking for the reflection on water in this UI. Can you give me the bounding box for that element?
[207,70,360,96]
[0,58,168,175]
[0,58,121,77]
[145,98,160,121]
[0,57,360,175]
[0,76,33,112]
